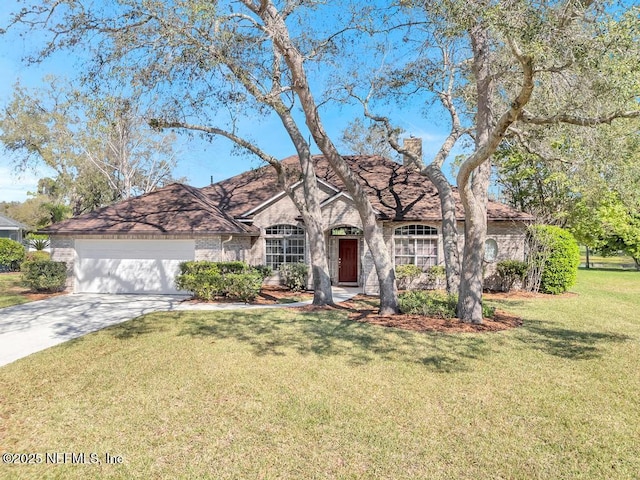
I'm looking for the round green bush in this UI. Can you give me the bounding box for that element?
[280,262,309,291]
[527,225,580,294]
[395,264,422,289]
[21,260,68,292]
[0,238,26,272]
[496,259,528,292]
[24,251,51,263]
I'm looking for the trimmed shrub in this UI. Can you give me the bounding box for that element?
[398,290,457,318]
[0,238,26,272]
[496,259,528,292]
[175,261,223,300]
[280,262,309,291]
[251,264,273,280]
[21,260,67,292]
[426,265,446,288]
[25,251,51,263]
[175,260,262,302]
[178,261,220,276]
[526,225,580,294]
[399,290,495,319]
[225,271,263,302]
[395,264,422,289]
[215,261,249,274]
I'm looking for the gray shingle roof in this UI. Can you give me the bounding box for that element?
[0,214,28,230]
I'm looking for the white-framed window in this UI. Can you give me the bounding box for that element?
[484,238,498,262]
[265,224,305,270]
[331,226,363,236]
[394,224,438,270]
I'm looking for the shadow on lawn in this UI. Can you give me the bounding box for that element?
[517,319,630,360]
[170,309,491,373]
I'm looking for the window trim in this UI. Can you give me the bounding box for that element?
[484,238,499,263]
[330,226,363,236]
[393,224,439,271]
[264,224,306,270]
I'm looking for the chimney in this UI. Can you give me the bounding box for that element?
[402,137,422,168]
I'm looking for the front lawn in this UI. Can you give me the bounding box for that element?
[1,270,639,479]
[0,272,31,308]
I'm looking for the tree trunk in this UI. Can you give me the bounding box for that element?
[424,164,461,294]
[296,149,334,306]
[585,246,590,269]
[457,179,488,323]
[277,110,334,306]
[457,24,493,324]
[257,2,399,314]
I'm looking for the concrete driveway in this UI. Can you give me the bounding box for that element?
[0,287,359,368]
[0,294,186,367]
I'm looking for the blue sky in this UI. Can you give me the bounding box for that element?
[0,1,456,204]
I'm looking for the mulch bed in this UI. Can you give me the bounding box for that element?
[5,280,66,301]
[293,294,524,333]
[484,290,578,300]
[19,291,67,301]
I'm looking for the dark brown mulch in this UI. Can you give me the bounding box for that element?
[20,291,67,301]
[4,277,67,301]
[484,290,578,300]
[292,294,523,333]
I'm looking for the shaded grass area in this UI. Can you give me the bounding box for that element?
[1,270,639,479]
[0,272,29,308]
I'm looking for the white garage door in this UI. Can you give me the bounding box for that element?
[75,239,195,294]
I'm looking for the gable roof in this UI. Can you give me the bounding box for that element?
[203,155,533,222]
[0,213,28,230]
[41,183,259,235]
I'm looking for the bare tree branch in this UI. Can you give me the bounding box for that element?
[520,109,640,126]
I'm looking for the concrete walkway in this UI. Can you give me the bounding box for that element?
[0,287,359,367]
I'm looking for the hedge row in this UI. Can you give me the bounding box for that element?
[175,261,272,302]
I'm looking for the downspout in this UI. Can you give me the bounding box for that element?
[221,235,233,261]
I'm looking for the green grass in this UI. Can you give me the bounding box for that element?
[0,272,30,308]
[579,247,637,269]
[1,270,639,479]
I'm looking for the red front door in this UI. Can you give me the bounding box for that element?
[338,239,358,283]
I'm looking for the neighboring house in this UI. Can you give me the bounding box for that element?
[43,154,532,294]
[0,214,28,243]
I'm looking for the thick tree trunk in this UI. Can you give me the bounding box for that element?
[277,110,334,306]
[424,164,461,294]
[257,2,399,314]
[457,24,493,324]
[457,176,488,323]
[297,153,334,306]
